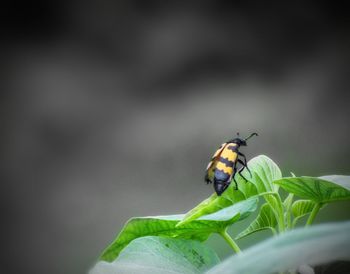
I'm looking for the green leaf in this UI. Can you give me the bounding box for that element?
[238,154,282,193]
[263,193,285,232]
[100,197,258,262]
[283,193,294,210]
[178,155,281,226]
[292,200,320,227]
[263,193,280,217]
[292,200,315,219]
[176,193,244,228]
[206,221,350,274]
[91,236,220,274]
[274,176,350,203]
[236,203,277,239]
[319,175,350,191]
[283,193,294,228]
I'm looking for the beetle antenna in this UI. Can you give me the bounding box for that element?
[245,132,258,141]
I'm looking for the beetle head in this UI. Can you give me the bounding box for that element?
[230,138,247,146]
[229,132,258,146]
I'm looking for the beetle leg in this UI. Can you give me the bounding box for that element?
[237,159,249,182]
[238,152,252,177]
[238,167,248,182]
[205,174,211,184]
[232,165,238,190]
[232,177,239,190]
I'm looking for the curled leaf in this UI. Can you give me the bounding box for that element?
[92,236,220,274]
[178,155,281,226]
[236,203,277,239]
[100,197,258,262]
[206,221,350,274]
[274,176,350,203]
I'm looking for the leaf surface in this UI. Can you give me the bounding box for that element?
[283,193,294,211]
[100,197,258,262]
[274,176,350,203]
[319,175,350,191]
[206,221,350,274]
[236,203,277,239]
[91,236,220,274]
[292,200,315,220]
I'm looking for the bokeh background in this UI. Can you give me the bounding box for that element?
[2,1,350,274]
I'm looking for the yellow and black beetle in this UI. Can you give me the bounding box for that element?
[205,133,258,196]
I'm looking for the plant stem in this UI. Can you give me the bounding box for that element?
[306,203,321,226]
[285,210,292,230]
[271,193,285,233]
[284,194,294,230]
[219,229,241,253]
[277,207,285,233]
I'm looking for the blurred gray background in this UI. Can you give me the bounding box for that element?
[2,1,350,274]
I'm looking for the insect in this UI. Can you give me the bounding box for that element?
[204,133,258,196]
